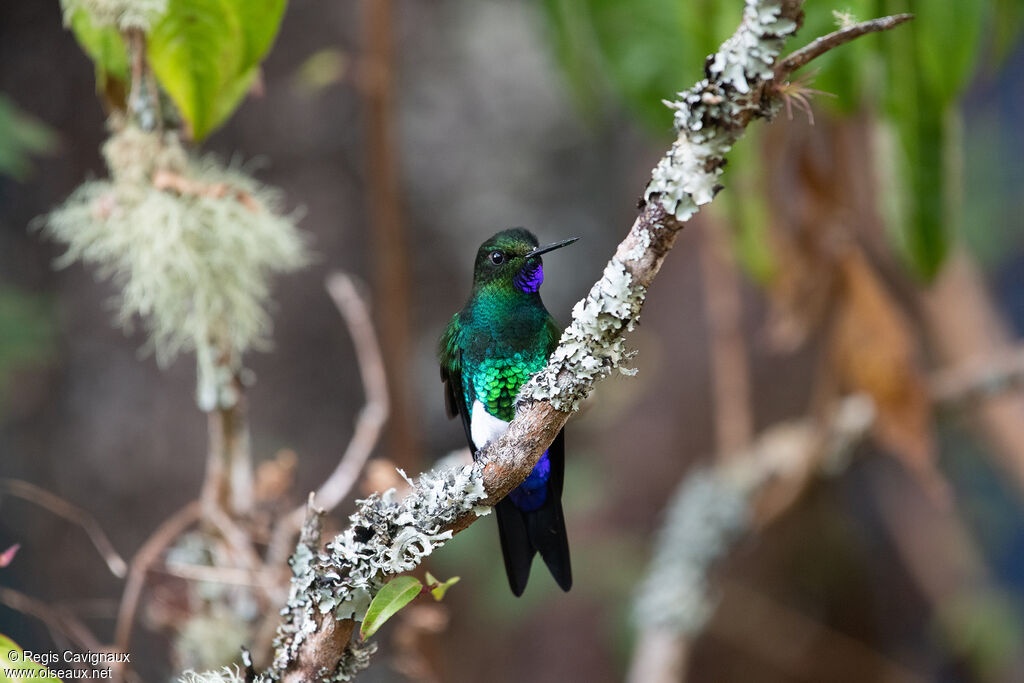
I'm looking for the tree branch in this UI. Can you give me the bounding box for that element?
[774,13,914,77]
[266,273,389,569]
[226,2,917,680]
[0,478,127,578]
[627,342,1024,681]
[114,501,201,653]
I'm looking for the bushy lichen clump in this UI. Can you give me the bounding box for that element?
[61,0,167,30]
[646,0,798,221]
[43,125,308,410]
[271,464,489,681]
[178,666,247,683]
[522,259,645,412]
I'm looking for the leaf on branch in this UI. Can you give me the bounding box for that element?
[147,0,287,140]
[65,8,130,93]
[359,576,423,640]
[424,571,460,601]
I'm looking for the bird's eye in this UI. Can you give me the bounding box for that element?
[489,251,505,265]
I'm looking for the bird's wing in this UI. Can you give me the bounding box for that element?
[544,316,562,357]
[440,314,476,452]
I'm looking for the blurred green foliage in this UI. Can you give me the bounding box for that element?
[538,0,1023,281]
[66,8,130,92]
[0,634,62,681]
[0,287,55,402]
[66,0,288,140]
[0,95,57,181]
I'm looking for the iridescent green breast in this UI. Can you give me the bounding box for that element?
[466,352,549,421]
[456,297,559,422]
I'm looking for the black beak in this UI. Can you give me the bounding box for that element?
[525,237,579,258]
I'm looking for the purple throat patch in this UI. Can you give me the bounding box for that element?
[515,261,544,292]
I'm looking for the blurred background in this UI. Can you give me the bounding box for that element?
[1,0,1023,681]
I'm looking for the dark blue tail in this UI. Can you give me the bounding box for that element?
[495,430,571,596]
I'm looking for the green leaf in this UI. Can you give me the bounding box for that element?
[992,0,1024,62]
[913,0,985,104]
[0,96,57,181]
[231,0,288,67]
[425,571,461,601]
[359,576,423,640]
[0,634,63,682]
[66,8,130,88]
[147,0,287,140]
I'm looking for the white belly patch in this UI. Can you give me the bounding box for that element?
[470,400,510,448]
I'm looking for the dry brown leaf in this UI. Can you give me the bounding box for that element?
[830,249,948,502]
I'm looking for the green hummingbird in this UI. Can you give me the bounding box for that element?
[439,228,578,596]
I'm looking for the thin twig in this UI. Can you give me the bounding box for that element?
[921,251,1024,494]
[929,346,1024,406]
[0,586,106,654]
[266,273,389,567]
[0,478,127,578]
[114,501,201,653]
[205,504,263,572]
[157,562,272,588]
[775,14,914,77]
[316,274,390,513]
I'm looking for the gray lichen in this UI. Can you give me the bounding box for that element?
[633,403,875,637]
[645,0,797,221]
[521,259,645,412]
[61,0,167,31]
[270,464,488,681]
[42,126,308,410]
[178,666,246,683]
[632,470,752,635]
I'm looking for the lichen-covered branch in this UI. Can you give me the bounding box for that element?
[240,2,918,681]
[626,397,874,683]
[626,341,1024,683]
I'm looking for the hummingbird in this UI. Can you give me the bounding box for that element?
[439,228,578,596]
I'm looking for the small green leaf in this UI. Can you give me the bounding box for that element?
[294,49,348,93]
[1,634,62,682]
[914,0,985,104]
[66,8,130,88]
[230,0,287,67]
[427,572,460,602]
[360,576,423,640]
[0,96,58,181]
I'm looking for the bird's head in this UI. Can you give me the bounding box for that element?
[471,228,578,294]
